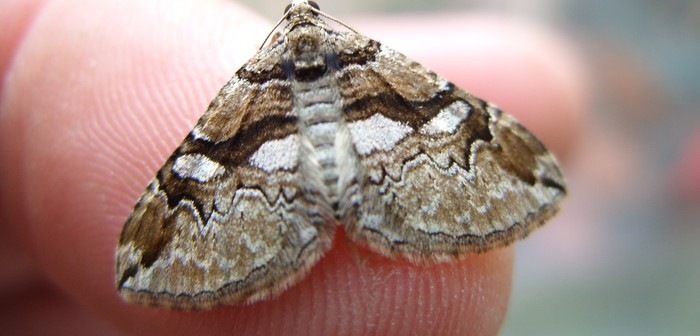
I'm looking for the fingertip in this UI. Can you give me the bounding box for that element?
[295,235,513,335]
[207,234,513,335]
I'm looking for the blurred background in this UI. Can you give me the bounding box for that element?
[237,0,700,335]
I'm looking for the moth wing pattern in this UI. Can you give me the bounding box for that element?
[332,34,566,261]
[116,46,335,309]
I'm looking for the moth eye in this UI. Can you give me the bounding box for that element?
[308,1,320,10]
[284,3,292,14]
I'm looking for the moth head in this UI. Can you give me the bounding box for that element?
[284,0,320,15]
[282,1,358,36]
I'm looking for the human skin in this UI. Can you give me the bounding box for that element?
[0,0,584,334]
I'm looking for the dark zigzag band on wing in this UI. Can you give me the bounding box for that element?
[118,217,322,310]
[359,200,563,255]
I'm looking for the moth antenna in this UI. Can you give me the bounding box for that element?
[309,7,359,34]
[260,11,293,49]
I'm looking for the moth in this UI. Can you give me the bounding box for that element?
[116,0,566,310]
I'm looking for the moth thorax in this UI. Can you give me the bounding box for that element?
[286,28,330,82]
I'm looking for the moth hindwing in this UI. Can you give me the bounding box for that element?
[116,0,566,309]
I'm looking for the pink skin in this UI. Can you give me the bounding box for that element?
[0,0,584,334]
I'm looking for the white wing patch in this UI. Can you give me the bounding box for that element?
[249,134,300,172]
[348,114,413,155]
[172,154,226,182]
[420,101,471,136]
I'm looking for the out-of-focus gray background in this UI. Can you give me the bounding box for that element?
[242,1,700,335]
